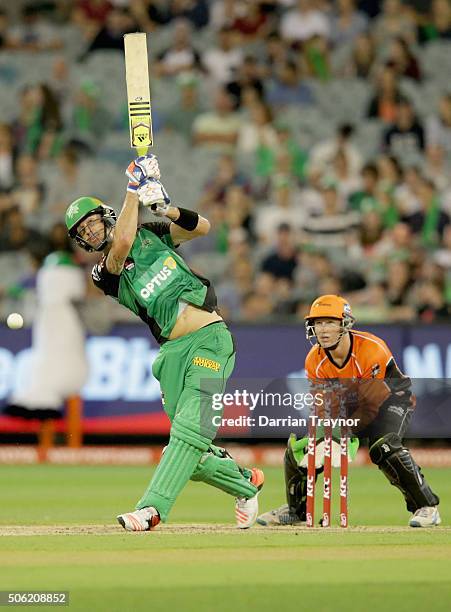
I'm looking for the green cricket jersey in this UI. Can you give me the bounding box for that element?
[92,222,218,343]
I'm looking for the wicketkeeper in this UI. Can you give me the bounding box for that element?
[257,295,441,528]
[65,155,264,531]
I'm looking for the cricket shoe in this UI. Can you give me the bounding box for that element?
[409,506,442,528]
[235,468,265,529]
[256,504,303,527]
[117,507,160,532]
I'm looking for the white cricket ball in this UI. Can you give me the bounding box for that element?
[6,313,24,330]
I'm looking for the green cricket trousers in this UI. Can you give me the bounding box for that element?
[135,322,258,520]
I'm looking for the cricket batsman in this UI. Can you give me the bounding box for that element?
[257,295,441,528]
[65,155,264,531]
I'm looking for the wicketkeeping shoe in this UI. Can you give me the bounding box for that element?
[235,468,265,529]
[409,506,441,528]
[117,506,160,532]
[256,504,303,526]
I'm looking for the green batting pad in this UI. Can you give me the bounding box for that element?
[135,417,211,521]
[191,445,258,499]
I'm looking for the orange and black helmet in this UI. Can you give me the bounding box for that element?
[305,295,355,341]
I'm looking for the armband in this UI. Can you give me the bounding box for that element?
[173,207,199,231]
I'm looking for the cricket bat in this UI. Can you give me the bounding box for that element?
[124,32,153,155]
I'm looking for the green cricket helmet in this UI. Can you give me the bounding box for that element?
[65,196,116,252]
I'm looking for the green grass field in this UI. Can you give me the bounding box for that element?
[0,464,450,611]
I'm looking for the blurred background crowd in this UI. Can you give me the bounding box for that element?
[1,0,451,327]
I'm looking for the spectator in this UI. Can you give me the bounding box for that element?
[11,154,45,217]
[255,122,309,185]
[359,210,385,250]
[0,207,44,253]
[218,185,255,249]
[366,64,402,123]
[329,149,361,202]
[279,0,330,44]
[424,145,450,193]
[261,223,299,281]
[167,0,209,29]
[226,55,264,108]
[9,5,63,51]
[0,124,16,192]
[434,225,451,268]
[240,290,273,321]
[164,73,203,140]
[303,35,332,81]
[394,165,422,216]
[418,0,451,44]
[68,80,110,153]
[377,154,403,190]
[386,36,422,81]
[358,0,384,19]
[155,19,201,77]
[237,102,278,155]
[414,281,450,321]
[0,9,13,49]
[329,0,368,48]
[198,154,250,209]
[345,32,377,78]
[426,94,451,158]
[266,60,315,109]
[403,177,450,247]
[84,7,136,54]
[129,0,170,30]
[375,221,414,261]
[44,146,87,225]
[350,162,400,228]
[295,250,339,305]
[383,97,425,157]
[216,255,254,319]
[210,0,242,30]
[0,191,14,218]
[72,0,113,39]
[192,88,241,151]
[383,258,413,307]
[48,222,74,253]
[302,180,360,250]
[232,1,269,40]
[12,84,63,159]
[262,32,292,80]
[349,282,390,323]
[310,123,363,177]
[255,176,305,243]
[202,26,243,85]
[373,0,416,47]
[49,57,71,114]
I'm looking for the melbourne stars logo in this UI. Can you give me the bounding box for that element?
[67,202,79,218]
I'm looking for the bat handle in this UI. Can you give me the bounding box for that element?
[136,147,149,156]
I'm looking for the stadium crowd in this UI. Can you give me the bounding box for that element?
[1,0,451,325]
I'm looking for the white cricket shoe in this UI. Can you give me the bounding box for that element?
[409,506,441,528]
[235,468,265,529]
[257,504,303,526]
[117,506,160,532]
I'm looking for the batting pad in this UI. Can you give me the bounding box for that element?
[191,444,258,499]
[135,416,211,521]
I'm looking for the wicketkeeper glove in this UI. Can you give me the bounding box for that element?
[126,154,161,193]
[137,177,171,216]
[289,433,359,469]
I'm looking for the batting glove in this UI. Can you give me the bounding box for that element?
[137,178,171,216]
[126,154,161,186]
